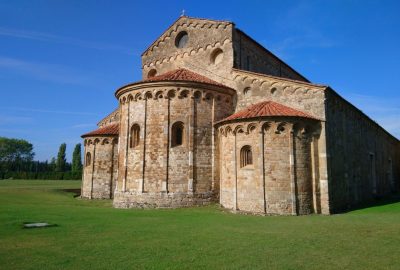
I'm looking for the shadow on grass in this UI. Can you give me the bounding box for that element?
[341,192,400,213]
[61,188,81,198]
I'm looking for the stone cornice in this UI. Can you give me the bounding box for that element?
[232,69,327,90]
[142,38,232,68]
[115,80,236,99]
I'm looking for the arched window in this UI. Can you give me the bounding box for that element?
[171,122,184,147]
[175,31,188,48]
[210,48,224,64]
[85,152,91,167]
[130,124,140,148]
[240,145,252,168]
[147,69,157,78]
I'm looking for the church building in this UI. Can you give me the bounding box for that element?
[81,16,400,215]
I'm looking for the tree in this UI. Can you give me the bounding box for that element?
[71,143,82,173]
[49,157,56,172]
[55,143,67,172]
[0,137,34,172]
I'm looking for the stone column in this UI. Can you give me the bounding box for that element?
[311,132,321,213]
[163,95,170,193]
[109,140,115,199]
[234,132,238,211]
[259,124,267,214]
[123,99,131,193]
[318,122,331,214]
[288,124,298,215]
[211,96,216,192]
[141,97,147,193]
[90,140,97,199]
[187,95,195,193]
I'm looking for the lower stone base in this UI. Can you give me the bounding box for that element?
[81,190,111,199]
[113,191,216,208]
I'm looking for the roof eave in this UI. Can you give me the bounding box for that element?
[215,115,321,127]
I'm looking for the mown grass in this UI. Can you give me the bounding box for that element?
[0,180,399,270]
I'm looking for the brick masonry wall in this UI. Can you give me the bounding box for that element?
[82,136,118,199]
[113,81,234,208]
[232,30,306,82]
[218,119,319,215]
[142,17,234,87]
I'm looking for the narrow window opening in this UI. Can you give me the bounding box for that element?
[85,152,91,167]
[171,122,184,147]
[246,56,251,70]
[388,159,394,191]
[369,153,377,195]
[240,145,253,168]
[130,124,140,148]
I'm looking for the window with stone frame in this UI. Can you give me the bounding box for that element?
[171,122,184,147]
[130,124,140,148]
[240,145,253,168]
[175,31,188,48]
[85,152,91,167]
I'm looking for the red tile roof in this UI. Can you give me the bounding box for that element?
[220,101,317,122]
[81,123,119,138]
[144,68,229,88]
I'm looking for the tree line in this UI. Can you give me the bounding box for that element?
[0,137,82,180]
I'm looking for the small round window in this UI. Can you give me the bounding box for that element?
[175,31,188,48]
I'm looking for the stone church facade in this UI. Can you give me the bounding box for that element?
[81,16,400,215]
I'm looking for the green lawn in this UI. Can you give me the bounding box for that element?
[0,180,399,270]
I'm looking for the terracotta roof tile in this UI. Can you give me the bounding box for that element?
[144,68,229,88]
[220,101,317,122]
[81,123,119,138]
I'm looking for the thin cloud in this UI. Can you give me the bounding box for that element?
[0,26,135,55]
[266,2,336,60]
[71,123,96,129]
[4,106,100,116]
[345,93,400,139]
[0,115,33,125]
[0,56,94,85]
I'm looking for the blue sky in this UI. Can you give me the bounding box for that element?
[0,0,399,161]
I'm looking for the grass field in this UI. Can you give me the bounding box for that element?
[0,180,399,270]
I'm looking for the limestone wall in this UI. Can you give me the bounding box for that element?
[218,118,322,215]
[97,109,119,128]
[82,136,118,199]
[232,30,307,82]
[113,81,234,208]
[141,17,310,90]
[231,70,327,117]
[141,17,234,86]
[325,89,400,212]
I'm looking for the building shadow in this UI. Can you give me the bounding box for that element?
[62,188,81,198]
